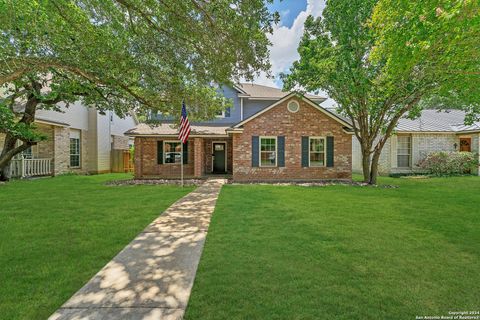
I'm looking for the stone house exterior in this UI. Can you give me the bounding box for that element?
[352,110,480,175]
[127,84,353,182]
[0,101,137,178]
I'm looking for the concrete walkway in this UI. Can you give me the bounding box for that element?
[49,178,227,320]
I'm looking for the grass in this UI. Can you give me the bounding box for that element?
[0,174,193,320]
[185,176,480,320]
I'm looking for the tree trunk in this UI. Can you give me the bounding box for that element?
[0,134,18,181]
[0,85,40,181]
[369,150,382,185]
[359,141,372,183]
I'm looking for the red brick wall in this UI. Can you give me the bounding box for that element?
[232,97,352,181]
[134,137,195,179]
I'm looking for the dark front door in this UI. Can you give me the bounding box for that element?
[213,143,226,173]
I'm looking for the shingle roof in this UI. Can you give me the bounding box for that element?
[396,109,480,132]
[237,83,326,101]
[125,123,232,136]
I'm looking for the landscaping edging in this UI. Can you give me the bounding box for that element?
[105,179,205,186]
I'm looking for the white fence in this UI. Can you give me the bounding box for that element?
[10,158,52,178]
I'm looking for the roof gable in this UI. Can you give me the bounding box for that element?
[233,92,353,129]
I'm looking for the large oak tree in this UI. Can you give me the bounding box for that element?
[283,0,480,184]
[0,0,277,180]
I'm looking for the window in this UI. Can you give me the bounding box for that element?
[260,137,277,167]
[287,100,300,113]
[164,141,182,164]
[309,137,325,167]
[69,130,81,168]
[215,110,225,118]
[21,147,33,159]
[397,136,411,167]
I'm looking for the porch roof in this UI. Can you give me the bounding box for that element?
[125,123,231,137]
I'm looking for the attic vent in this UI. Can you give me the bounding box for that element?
[287,100,300,113]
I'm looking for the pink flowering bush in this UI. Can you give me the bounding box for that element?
[418,151,478,176]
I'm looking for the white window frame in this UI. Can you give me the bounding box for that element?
[69,136,81,168]
[259,136,278,167]
[215,110,226,118]
[163,140,183,164]
[396,135,412,168]
[287,100,300,113]
[308,137,326,167]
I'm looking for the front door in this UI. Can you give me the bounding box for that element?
[460,138,471,152]
[213,143,226,173]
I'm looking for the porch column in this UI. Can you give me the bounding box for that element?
[194,137,204,178]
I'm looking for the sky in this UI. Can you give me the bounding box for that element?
[249,0,333,106]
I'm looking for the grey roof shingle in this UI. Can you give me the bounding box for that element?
[125,123,232,136]
[396,109,480,132]
[237,83,326,101]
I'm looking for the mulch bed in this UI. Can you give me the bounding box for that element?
[105,179,205,187]
[230,180,399,188]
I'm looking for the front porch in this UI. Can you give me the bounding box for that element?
[133,136,233,179]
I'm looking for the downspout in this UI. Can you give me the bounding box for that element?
[240,97,244,121]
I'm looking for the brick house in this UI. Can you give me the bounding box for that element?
[0,101,137,178]
[127,84,354,182]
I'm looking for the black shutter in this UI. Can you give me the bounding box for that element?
[183,141,188,164]
[157,141,163,164]
[326,136,334,167]
[225,107,231,117]
[301,136,309,167]
[277,136,285,167]
[252,136,259,167]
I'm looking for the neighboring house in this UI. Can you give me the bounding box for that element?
[0,102,137,178]
[352,109,480,175]
[126,83,354,182]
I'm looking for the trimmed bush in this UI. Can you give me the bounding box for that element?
[418,151,478,176]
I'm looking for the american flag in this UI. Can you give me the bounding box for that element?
[178,101,191,144]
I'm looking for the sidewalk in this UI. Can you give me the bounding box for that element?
[49,178,227,320]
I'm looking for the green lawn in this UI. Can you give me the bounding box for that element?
[0,174,193,320]
[185,176,480,320]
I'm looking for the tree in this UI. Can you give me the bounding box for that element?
[0,0,277,180]
[283,0,480,184]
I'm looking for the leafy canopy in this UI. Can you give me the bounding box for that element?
[0,0,277,119]
[283,0,480,183]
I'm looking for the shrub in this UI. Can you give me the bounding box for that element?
[418,151,478,176]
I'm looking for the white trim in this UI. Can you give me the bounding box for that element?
[259,136,278,167]
[287,100,300,113]
[128,134,230,138]
[395,135,412,168]
[234,93,352,129]
[240,97,244,121]
[35,118,70,127]
[244,97,326,102]
[69,131,81,169]
[211,141,227,173]
[163,140,183,164]
[215,111,226,118]
[308,136,326,167]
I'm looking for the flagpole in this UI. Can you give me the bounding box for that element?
[181,142,184,188]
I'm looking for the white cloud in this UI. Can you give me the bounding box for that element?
[248,0,326,89]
